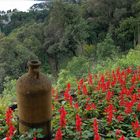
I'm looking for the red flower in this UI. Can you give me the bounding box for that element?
[100,75,105,83]
[105,81,111,89]
[64,89,70,101]
[106,91,113,101]
[82,85,88,95]
[131,74,137,84]
[86,103,96,111]
[67,83,71,91]
[74,103,79,110]
[79,78,84,87]
[111,80,116,87]
[116,129,122,137]
[137,88,140,93]
[5,108,15,139]
[124,101,134,114]
[118,135,125,140]
[131,120,139,131]
[93,118,98,134]
[55,128,62,140]
[77,78,84,91]
[59,106,67,128]
[9,125,15,137]
[86,104,91,111]
[133,114,137,119]
[86,97,91,102]
[119,95,125,106]
[64,89,73,106]
[93,118,101,140]
[77,84,81,92]
[94,133,101,140]
[132,120,140,138]
[104,104,115,124]
[117,115,124,122]
[6,137,11,140]
[136,129,140,138]
[5,108,13,125]
[131,93,137,103]
[116,67,120,75]
[91,103,96,110]
[75,114,82,132]
[126,66,132,74]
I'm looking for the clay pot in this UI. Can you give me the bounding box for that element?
[16,60,52,139]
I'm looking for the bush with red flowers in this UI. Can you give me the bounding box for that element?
[1,66,140,139]
[52,66,140,140]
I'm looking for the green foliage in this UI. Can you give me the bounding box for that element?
[0,32,5,39]
[57,43,140,91]
[43,1,89,75]
[15,128,44,139]
[96,33,118,60]
[0,22,53,91]
[83,0,140,50]
[2,77,16,97]
[0,35,37,91]
[82,44,96,58]
[57,47,140,89]
[57,56,90,90]
[92,48,140,74]
[135,44,140,50]
[0,95,12,115]
[115,17,138,51]
[114,49,140,68]
[14,23,44,54]
[1,9,48,35]
[66,56,90,77]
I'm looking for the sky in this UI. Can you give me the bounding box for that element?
[0,0,45,12]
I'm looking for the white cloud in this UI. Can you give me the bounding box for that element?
[0,0,43,11]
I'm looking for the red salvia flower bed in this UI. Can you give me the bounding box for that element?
[3,66,140,139]
[52,66,140,139]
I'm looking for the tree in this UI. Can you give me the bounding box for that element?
[96,33,118,60]
[82,0,139,45]
[115,17,138,51]
[1,8,48,35]
[43,1,88,76]
[0,36,37,92]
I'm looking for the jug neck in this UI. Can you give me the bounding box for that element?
[28,60,41,79]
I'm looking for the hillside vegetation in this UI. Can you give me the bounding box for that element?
[0,0,140,139]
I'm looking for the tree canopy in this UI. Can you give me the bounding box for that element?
[0,0,140,91]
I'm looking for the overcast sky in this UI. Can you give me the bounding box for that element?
[0,0,45,12]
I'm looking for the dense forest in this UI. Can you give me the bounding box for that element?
[0,0,140,92]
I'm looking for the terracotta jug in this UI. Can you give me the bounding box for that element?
[16,60,52,139]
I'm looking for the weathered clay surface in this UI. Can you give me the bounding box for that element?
[16,60,52,139]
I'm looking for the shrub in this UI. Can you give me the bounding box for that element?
[57,56,91,90]
[96,33,118,60]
